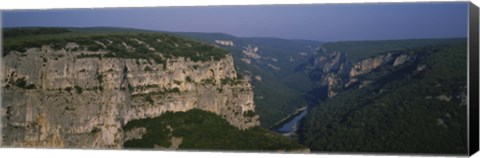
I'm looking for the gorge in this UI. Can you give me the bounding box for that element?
[0,28,303,150]
[0,27,468,154]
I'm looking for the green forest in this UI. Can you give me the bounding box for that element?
[321,38,466,62]
[123,109,306,151]
[299,42,467,154]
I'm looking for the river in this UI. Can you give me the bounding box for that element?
[271,108,307,136]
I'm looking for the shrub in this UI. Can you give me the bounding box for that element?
[96,72,103,84]
[15,78,27,88]
[14,78,36,89]
[144,66,153,72]
[74,85,83,94]
[127,83,134,91]
[174,80,182,85]
[185,76,193,82]
[65,87,72,92]
[91,127,101,134]
[24,84,36,89]
[221,77,234,85]
[171,87,180,93]
[243,110,256,117]
[201,79,215,85]
[236,73,243,80]
[145,95,154,104]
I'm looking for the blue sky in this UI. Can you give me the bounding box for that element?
[2,2,468,41]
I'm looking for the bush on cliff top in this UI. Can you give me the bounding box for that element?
[3,28,229,63]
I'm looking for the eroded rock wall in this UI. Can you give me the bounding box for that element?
[1,45,259,148]
[303,49,416,98]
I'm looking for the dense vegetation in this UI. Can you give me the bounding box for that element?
[3,27,228,63]
[123,109,306,151]
[251,77,309,127]
[321,38,466,62]
[4,27,72,38]
[299,42,467,154]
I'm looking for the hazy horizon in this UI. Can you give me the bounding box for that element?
[2,2,469,41]
[3,25,469,42]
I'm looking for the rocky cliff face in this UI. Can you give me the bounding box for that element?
[1,43,259,148]
[303,49,417,98]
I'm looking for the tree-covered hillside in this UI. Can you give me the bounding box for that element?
[321,38,466,62]
[299,42,467,154]
[123,109,306,151]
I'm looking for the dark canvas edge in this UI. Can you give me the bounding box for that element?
[469,1,479,156]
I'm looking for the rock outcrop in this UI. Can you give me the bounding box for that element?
[349,53,394,77]
[242,45,261,60]
[302,51,349,97]
[302,49,417,98]
[1,43,259,148]
[214,40,234,46]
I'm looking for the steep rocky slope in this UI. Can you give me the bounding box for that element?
[1,32,259,148]
[302,49,418,99]
[299,38,466,103]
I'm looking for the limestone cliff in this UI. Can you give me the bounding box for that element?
[303,49,417,98]
[1,37,259,148]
